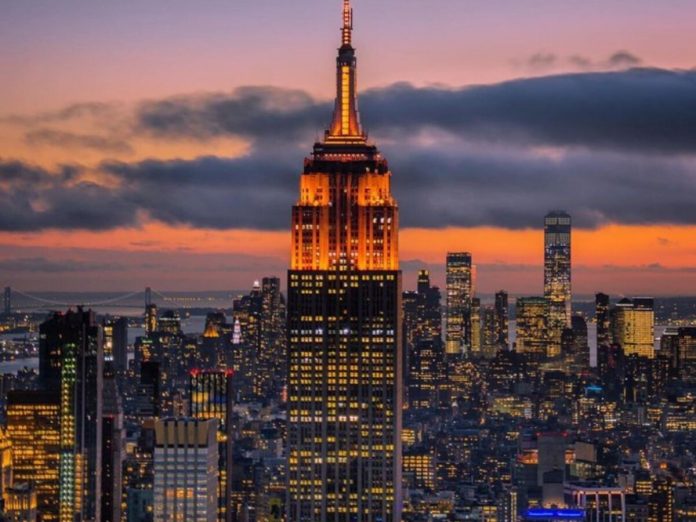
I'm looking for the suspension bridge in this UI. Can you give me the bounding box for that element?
[2,286,202,314]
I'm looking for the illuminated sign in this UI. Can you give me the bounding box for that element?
[526,508,585,519]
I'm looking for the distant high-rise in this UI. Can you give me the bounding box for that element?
[232,277,286,400]
[481,307,499,359]
[113,317,128,372]
[544,211,572,344]
[257,277,286,399]
[153,418,218,522]
[404,270,443,409]
[286,2,402,519]
[145,304,158,336]
[570,314,590,368]
[6,390,61,520]
[101,363,124,522]
[495,291,509,350]
[515,297,551,358]
[595,293,611,347]
[0,427,12,509]
[189,369,235,522]
[136,361,161,418]
[612,297,655,358]
[446,252,473,355]
[103,316,128,371]
[470,297,482,355]
[662,327,696,383]
[39,308,103,522]
[597,343,625,400]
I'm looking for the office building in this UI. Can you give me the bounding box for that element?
[153,418,219,522]
[446,252,473,355]
[544,211,572,330]
[595,293,611,348]
[495,291,509,351]
[6,390,61,521]
[189,369,235,522]
[470,297,482,355]
[286,2,402,519]
[38,308,103,522]
[101,363,124,522]
[145,304,158,337]
[516,297,551,358]
[612,298,655,358]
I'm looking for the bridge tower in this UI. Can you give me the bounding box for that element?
[145,287,152,307]
[3,287,10,316]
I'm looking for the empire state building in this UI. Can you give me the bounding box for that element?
[286,1,403,520]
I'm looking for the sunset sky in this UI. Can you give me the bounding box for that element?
[2,0,696,295]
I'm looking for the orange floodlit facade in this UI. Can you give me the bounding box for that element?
[290,0,398,272]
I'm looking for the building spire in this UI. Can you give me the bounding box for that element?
[342,0,353,47]
[328,0,364,140]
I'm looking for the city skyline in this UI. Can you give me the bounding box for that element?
[1,2,696,294]
[1,3,696,522]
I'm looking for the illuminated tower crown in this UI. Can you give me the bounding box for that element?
[328,0,363,140]
[290,0,399,271]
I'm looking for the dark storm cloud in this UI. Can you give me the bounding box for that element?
[102,154,297,230]
[3,140,696,233]
[389,146,696,229]
[0,160,138,231]
[137,86,328,143]
[2,68,696,232]
[136,68,696,154]
[361,69,696,153]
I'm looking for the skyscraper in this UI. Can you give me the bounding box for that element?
[153,418,219,522]
[257,277,286,399]
[103,316,127,370]
[189,369,235,522]
[404,270,443,409]
[515,297,550,358]
[595,293,611,348]
[136,360,161,418]
[232,277,286,400]
[495,291,509,351]
[446,252,473,355]
[101,363,124,522]
[612,297,655,358]
[544,211,572,341]
[286,2,402,519]
[6,390,61,521]
[145,303,158,336]
[0,427,13,509]
[114,317,128,372]
[39,308,103,522]
[470,297,482,355]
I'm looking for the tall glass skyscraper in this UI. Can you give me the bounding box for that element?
[40,308,103,522]
[544,211,572,349]
[286,1,402,520]
[446,252,473,355]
